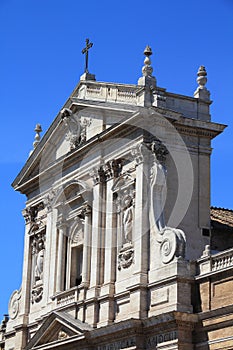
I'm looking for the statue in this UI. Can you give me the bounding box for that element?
[35,240,44,282]
[122,196,133,244]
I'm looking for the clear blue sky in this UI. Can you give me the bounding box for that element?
[0,0,232,318]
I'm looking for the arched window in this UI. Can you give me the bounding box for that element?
[69,220,84,288]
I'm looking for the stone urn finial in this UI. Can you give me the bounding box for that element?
[196,65,207,89]
[33,124,42,149]
[194,65,210,101]
[142,45,153,77]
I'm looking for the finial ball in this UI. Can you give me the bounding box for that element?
[144,45,152,57]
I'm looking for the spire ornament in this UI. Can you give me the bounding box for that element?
[194,65,210,101]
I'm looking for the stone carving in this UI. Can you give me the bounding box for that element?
[8,290,21,319]
[23,202,45,224]
[131,143,144,165]
[118,243,134,270]
[112,173,135,270]
[150,138,168,163]
[150,158,167,231]
[122,195,133,244]
[58,330,68,340]
[32,234,45,282]
[81,202,92,217]
[102,159,122,181]
[115,184,135,246]
[31,230,46,303]
[44,189,57,212]
[61,108,92,151]
[31,286,43,304]
[90,165,105,185]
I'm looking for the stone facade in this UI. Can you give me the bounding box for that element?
[0,46,232,350]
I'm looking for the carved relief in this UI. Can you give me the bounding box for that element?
[61,108,92,151]
[8,290,21,319]
[118,243,134,270]
[31,286,43,304]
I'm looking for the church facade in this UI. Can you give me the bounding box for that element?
[1,45,233,350]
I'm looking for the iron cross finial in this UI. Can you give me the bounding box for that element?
[82,38,93,73]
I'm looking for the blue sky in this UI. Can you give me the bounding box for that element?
[0,0,232,318]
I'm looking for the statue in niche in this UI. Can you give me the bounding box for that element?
[32,234,45,283]
[35,240,44,282]
[122,195,133,244]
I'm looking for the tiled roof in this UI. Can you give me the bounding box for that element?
[211,207,233,228]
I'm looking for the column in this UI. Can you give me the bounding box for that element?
[56,221,67,292]
[99,160,120,325]
[86,165,105,327]
[81,202,92,287]
[129,143,150,319]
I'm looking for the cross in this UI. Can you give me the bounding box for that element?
[82,38,93,73]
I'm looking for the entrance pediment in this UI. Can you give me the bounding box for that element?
[26,311,92,349]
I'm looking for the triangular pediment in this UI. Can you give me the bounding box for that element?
[26,311,92,350]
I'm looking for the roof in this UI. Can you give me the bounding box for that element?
[211,206,233,228]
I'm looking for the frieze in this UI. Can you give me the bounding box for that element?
[57,292,76,306]
[97,337,136,350]
[146,331,177,349]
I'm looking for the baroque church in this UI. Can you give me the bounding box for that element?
[1,42,233,350]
